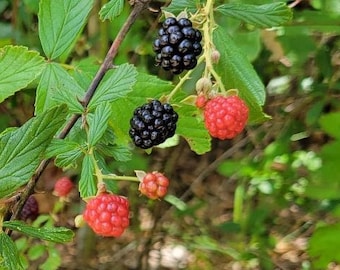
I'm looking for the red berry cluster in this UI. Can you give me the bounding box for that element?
[53,176,74,197]
[83,193,129,237]
[203,95,248,140]
[139,172,170,200]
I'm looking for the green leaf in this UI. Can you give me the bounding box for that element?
[110,73,173,144]
[0,45,45,103]
[36,62,85,114]
[216,2,293,28]
[39,248,61,270]
[0,105,67,198]
[163,0,200,14]
[308,223,340,269]
[79,154,97,198]
[213,26,268,124]
[176,104,211,155]
[164,194,187,211]
[319,112,340,139]
[45,139,84,168]
[27,244,45,261]
[38,0,94,60]
[96,144,132,162]
[88,64,137,110]
[0,233,23,270]
[88,102,111,146]
[306,141,340,200]
[3,221,74,243]
[99,0,124,21]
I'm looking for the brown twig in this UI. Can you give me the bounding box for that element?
[5,0,150,234]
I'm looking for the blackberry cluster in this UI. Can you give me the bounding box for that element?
[153,17,202,74]
[129,100,178,149]
[20,195,39,221]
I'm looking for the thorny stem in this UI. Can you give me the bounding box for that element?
[5,0,151,235]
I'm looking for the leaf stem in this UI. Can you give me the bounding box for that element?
[167,55,205,101]
[102,174,140,182]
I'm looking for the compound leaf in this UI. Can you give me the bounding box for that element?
[0,46,45,103]
[0,105,67,198]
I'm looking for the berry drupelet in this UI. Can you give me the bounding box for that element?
[153,17,202,74]
[129,100,178,149]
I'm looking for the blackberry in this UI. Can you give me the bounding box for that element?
[129,100,178,149]
[153,17,202,74]
[20,195,39,221]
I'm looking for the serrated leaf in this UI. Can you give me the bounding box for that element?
[38,0,94,60]
[99,0,124,21]
[0,105,67,198]
[36,62,85,115]
[3,221,74,243]
[213,26,268,124]
[216,2,292,28]
[88,64,137,110]
[88,102,111,146]
[79,154,97,198]
[45,139,84,168]
[176,104,211,154]
[163,0,200,14]
[0,46,45,103]
[0,233,24,270]
[308,223,340,269]
[110,73,173,144]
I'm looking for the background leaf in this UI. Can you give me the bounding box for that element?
[3,221,74,243]
[319,112,340,139]
[0,46,45,103]
[38,0,94,60]
[35,62,85,115]
[0,105,67,198]
[88,64,137,110]
[213,26,268,124]
[0,233,23,270]
[79,154,97,198]
[216,2,292,28]
[163,0,200,14]
[308,223,340,269]
[88,102,111,146]
[99,0,124,21]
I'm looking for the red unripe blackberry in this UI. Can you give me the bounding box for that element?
[204,95,249,139]
[20,195,39,221]
[139,172,169,200]
[53,176,74,197]
[83,193,129,237]
[129,100,178,149]
[153,17,202,74]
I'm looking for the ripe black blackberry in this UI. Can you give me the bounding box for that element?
[129,100,178,149]
[153,17,202,74]
[20,195,39,221]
